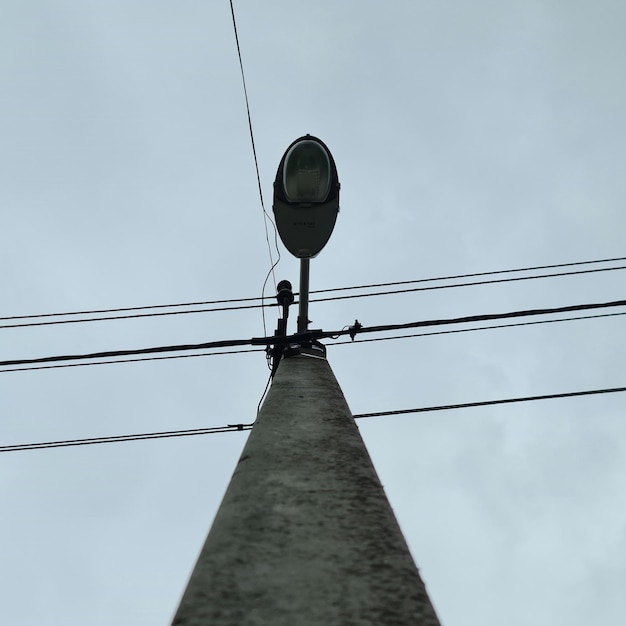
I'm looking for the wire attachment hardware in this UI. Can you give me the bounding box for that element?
[349,320,362,341]
[270,280,295,376]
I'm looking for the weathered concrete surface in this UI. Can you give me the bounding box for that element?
[172,354,441,626]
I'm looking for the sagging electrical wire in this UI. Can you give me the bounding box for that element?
[2,262,625,331]
[309,265,626,304]
[311,254,626,294]
[2,310,622,373]
[326,311,626,346]
[0,423,255,452]
[2,385,624,453]
[1,298,624,372]
[0,348,265,373]
[0,301,270,330]
[229,0,281,337]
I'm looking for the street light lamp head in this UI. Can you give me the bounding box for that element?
[283,139,332,204]
[273,135,340,259]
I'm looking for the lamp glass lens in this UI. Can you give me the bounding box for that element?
[283,140,331,203]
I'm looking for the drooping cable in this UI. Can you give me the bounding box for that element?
[0,301,270,330]
[327,311,626,346]
[229,0,281,336]
[1,310,622,373]
[0,423,254,452]
[0,337,253,368]
[2,256,623,330]
[256,370,273,416]
[308,265,626,304]
[2,385,624,453]
[0,348,265,373]
[326,298,626,341]
[354,386,626,419]
[310,255,626,294]
[0,294,267,322]
[1,297,624,371]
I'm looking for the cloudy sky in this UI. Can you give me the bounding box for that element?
[1,1,625,624]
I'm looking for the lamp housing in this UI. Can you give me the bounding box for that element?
[272,135,340,259]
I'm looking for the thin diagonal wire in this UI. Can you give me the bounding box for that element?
[1,298,625,368]
[0,423,254,452]
[309,266,626,303]
[310,255,626,294]
[229,0,280,336]
[3,255,623,325]
[4,265,624,331]
[0,348,264,373]
[3,386,625,453]
[0,295,267,322]
[257,370,273,416]
[0,302,270,330]
[0,261,626,335]
[321,298,626,341]
[326,311,626,345]
[354,387,626,419]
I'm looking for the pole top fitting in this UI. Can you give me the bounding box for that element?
[276,280,295,308]
[349,320,362,341]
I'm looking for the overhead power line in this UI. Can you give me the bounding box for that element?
[2,256,624,330]
[229,0,280,338]
[3,385,624,453]
[0,423,255,453]
[0,295,265,322]
[3,311,624,373]
[0,349,265,373]
[327,311,626,346]
[329,298,626,341]
[310,255,626,294]
[1,298,624,371]
[310,265,626,304]
[354,386,626,419]
[0,302,269,330]
[0,337,253,368]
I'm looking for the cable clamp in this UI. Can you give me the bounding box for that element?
[349,320,362,341]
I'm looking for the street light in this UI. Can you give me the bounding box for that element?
[273,135,340,333]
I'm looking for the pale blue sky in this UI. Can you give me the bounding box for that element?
[1,2,625,624]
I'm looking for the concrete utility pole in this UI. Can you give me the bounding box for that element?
[171,351,441,625]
